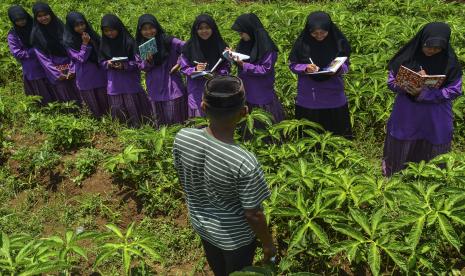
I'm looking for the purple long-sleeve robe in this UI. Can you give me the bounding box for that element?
[100,59,145,95]
[7,32,46,80]
[289,61,349,109]
[34,49,75,84]
[238,51,278,105]
[137,38,185,102]
[386,70,462,145]
[34,48,81,104]
[67,44,107,91]
[180,54,230,116]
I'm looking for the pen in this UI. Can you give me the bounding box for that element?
[309,58,314,64]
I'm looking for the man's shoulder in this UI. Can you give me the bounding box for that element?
[174,128,203,142]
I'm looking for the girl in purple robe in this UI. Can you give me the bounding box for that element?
[289,11,352,139]
[30,2,81,105]
[98,14,151,128]
[63,12,109,118]
[383,22,462,176]
[231,13,284,123]
[180,14,230,118]
[135,14,187,126]
[7,5,55,105]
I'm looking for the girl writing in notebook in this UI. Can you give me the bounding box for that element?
[180,14,230,118]
[7,5,55,105]
[231,13,284,123]
[136,14,187,126]
[64,11,109,118]
[383,22,462,176]
[30,2,81,105]
[98,14,150,127]
[289,11,352,138]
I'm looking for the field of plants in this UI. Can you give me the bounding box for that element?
[1,0,465,275]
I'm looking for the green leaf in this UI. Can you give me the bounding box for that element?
[94,250,117,267]
[371,209,384,235]
[407,215,425,249]
[329,240,361,255]
[126,222,135,240]
[368,243,380,276]
[70,245,88,260]
[332,223,366,242]
[308,220,330,247]
[41,236,64,245]
[289,223,308,249]
[350,208,371,237]
[437,214,461,251]
[137,243,162,262]
[382,247,407,271]
[123,248,131,275]
[105,224,124,239]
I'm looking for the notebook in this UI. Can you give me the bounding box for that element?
[191,58,224,79]
[395,65,446,90]
[222,50,250,62]
[306,56,348,75]
[138,37,158,61]
[110,57,128,62]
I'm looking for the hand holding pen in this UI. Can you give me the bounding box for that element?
[306,58,320,73]
[194,61,207,71]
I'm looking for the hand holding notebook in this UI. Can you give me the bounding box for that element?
[395,65,446,94]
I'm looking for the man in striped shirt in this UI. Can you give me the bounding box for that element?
[173,76,275,275]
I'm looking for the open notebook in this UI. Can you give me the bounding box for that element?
[191,58,224,79]
[395,65,446,90]
[306,56,347,75]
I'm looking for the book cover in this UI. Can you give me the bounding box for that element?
[138,37,158,61]
[306,56,348,75]
[395,65,446,90]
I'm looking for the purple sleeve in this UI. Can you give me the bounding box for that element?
[34,48,62,80]
[100,60,110,70]
[416,77,462,103]
[7,33,29,60]
[241,52,276,76]
[172,38,186,55]
[122,59,139,71]
[67,44,92,63]
[217,59,231,76]
[387,70,405,94]
[289,62,308,75]
[180,54,196,76]
[135,54,153,71]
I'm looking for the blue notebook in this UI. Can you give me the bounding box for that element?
[139,38,158,60]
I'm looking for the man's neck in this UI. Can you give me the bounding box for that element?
[207,121,236,144]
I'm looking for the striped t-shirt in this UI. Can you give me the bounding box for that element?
[173,128,270,250]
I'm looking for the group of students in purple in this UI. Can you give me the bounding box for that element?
[7,3,463,177]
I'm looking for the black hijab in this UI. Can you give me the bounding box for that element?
[8,5,33,48]
[63,12,101,63]
[135,14,172,65]
[388,22,462,86]
[181,14,227,70]
[30,2,67,57]
[98,14,137,62]
[289,11,351,81]
[231,13,278,63]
